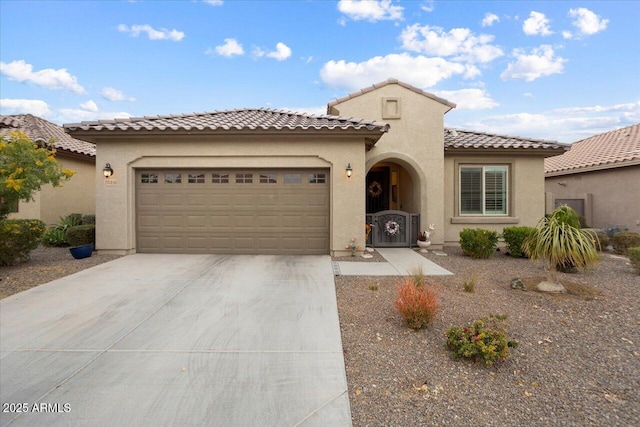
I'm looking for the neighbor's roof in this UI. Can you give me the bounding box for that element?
[0,114,96,157]
[327,78,456,111]
[64,108,390,135]
[545,124,640,175]
[444,128,567,153]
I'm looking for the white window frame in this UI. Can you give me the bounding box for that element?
[459,165,509,216]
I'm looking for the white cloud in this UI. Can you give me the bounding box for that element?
[452,101,639,143]
[562,30,573,39]
[400,24,503,64]
[523,92,534,98]
[56,108,132,124]
[421,1,434,13]
[203,0,223,5]
[212,38,244,57]
[0,98,52,117]
[278,105,327,116]
[0,60,85,94]
[266,42,292,61]
[568,8,608,36]
[80,100,98,112]
[482,13,500,27]
[118,24,184,41]
[320,53,470,91]
[501,45,566,82]
[523,11,553,36]
[434,88,498,110]
[101,87,135,102]
[337,0,403,22]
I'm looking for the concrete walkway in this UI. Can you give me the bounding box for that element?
[334,248,452,276]
[0,254,350,427]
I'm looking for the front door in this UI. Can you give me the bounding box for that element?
[366,167,390,213]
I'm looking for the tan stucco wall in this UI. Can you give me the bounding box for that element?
[545,165,640,233]
[93,134,367,255]
[444,154,547,244]
[9,154,95,225]
[329,84,451,246]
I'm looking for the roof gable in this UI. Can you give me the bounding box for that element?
[327,78,456,111]
[545,123,640,175]
[1,114,96,157]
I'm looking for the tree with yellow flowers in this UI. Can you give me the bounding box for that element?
[0,132,75,219]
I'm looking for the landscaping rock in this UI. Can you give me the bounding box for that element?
[510,278,526,290]
[536,281,567,293]
[361,253,373,259]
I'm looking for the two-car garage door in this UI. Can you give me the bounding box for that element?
[135,169,329,254]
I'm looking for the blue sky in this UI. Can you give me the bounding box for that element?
[1,0,638,143]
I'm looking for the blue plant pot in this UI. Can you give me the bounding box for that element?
[69,244,93,260]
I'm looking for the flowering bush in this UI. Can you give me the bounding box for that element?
[445,314,518,366]
[0,219,46,265]
[394,277,440,330]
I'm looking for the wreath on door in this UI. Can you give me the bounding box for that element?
[368,181,383,198]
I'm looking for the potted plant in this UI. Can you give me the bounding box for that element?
[66,224,96,259]
[416,224,435,252]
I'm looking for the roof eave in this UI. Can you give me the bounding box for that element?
[545,158,640,177]
[444,147,567,157]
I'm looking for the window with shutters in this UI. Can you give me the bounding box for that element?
[459,166,507,215]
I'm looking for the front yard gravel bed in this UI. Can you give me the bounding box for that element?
[336,247,639,426]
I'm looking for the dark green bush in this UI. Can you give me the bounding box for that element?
[445,314,518,366]
[629,247,640,274]
[612,231,640,255]
[502,226,536,258]
[583,228,609,250]
[0,219,46,266]
[66,224,95,247]
[459,228,499,259]
[81,214,95,225]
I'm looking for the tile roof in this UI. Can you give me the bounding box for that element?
[545,123,640,175]
[63,108,390,134]
[0,114,96,157]
[444,128,567,153]
[327,78,456,110]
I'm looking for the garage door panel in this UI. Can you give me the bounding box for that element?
[137,169,329,254]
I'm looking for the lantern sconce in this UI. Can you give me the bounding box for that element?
[346,163,353,178]
[103,163,114,178]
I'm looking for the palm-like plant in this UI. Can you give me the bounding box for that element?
[523,205,598,280]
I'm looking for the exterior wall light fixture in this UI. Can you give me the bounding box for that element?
[103,163,114,178]
[346,163,353,178]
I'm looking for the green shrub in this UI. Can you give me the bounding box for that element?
[612,231,640,255]
[395,277,440,330]
[459,228,499,259]
[583,228,609,250]
[66,224,95,247]
[0,219,46,266]
[81,214,96,225]
[629,247,640,274]
[502,226,536,258]
[41,227,69,247]
[445,314,518,366]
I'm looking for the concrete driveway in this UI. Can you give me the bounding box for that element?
[0,254,350,427]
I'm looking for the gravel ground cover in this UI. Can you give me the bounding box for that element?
[0,246,121,299]
[336,247,639,426]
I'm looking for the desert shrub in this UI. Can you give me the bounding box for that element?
[0,219,46,266]
[612,231,640,255]
[502,226,536,258]
[410,267,426,287]
[583,228,609,250]
[41,227,69,247]
[66,224,95,247]
[459,228,499,259]
[629,247,640,274]
[395,277,440,330]
[463,276,476,293]
[445,314,518,366]
[81,214,96,225]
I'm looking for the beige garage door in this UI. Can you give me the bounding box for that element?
[136,169,330,254]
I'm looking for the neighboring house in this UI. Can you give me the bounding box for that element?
[64,78,566,255]
[545,123,640,233]
[0,114,96,225]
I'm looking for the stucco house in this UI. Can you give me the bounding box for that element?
[0,114,96,225]
[64,78,566,255]
[545,123,640,233]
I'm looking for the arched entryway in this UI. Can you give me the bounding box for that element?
[366,158,422,247]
